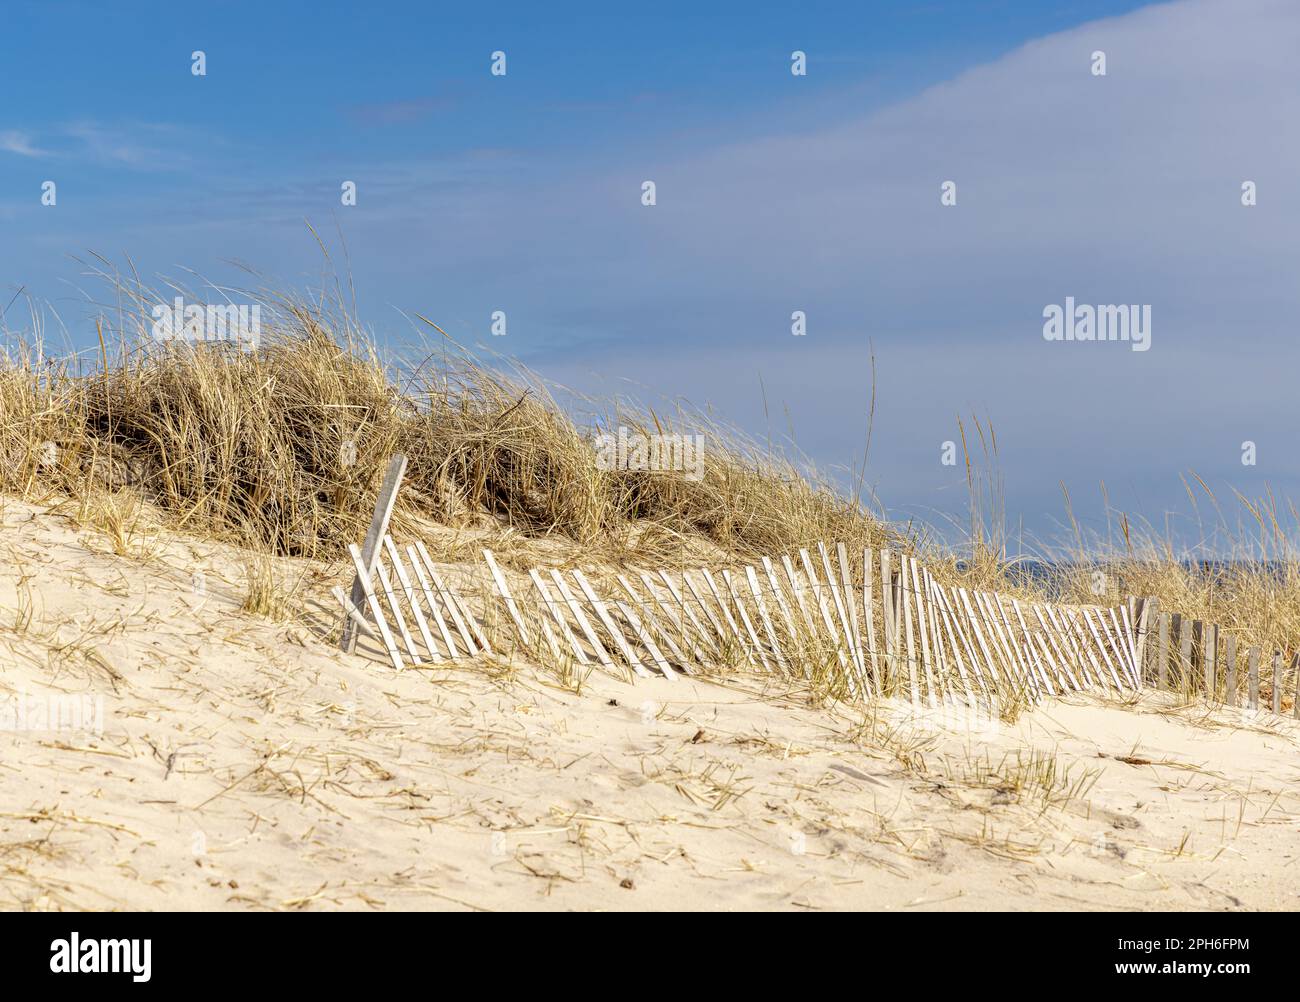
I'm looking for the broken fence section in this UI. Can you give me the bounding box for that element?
[334,534,491,670]
[335,534,1299,718]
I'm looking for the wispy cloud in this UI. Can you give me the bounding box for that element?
[62,121,198,169]
[344,95,460,126]
[0,130,47,157]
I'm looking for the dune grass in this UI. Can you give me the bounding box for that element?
[1,274,1297,703]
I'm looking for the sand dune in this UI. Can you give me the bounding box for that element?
[1,495,1296,911]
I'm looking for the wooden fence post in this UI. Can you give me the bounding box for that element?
[1203,623,1217,698]
[1293,652,1300,720]
[340,454,407,654]
[1177,615,1192,691]
[1225,635,1238,707]
[1190,620,1203,693]
[1156,613,1170,690]
[1137,596,1156,684]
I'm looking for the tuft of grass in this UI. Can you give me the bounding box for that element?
[240,552,305,622]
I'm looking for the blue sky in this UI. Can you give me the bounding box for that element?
[2,0,1295,555]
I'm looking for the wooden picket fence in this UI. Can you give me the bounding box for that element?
[335,536,1299,718]
[1130,597,1299,717]
[335,456,1298,718]
[475,544,1143,701]
[333,534,492,671]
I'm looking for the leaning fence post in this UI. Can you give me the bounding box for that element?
[1272,651,1282,715]
[341,453,408,654]
[1247,647,1260,710]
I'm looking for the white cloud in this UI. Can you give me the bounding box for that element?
[505,0,1300,541]
[0,130,47,157]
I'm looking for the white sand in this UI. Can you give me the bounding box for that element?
[1,495,1296,911]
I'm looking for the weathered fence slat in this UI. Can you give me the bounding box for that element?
[383,538,441,662]
[532,569,589,665]
[1225,635,1238,707]
[341,454,407,654]
[374,558,422,666]
[346,542,403,671]
[483,549,530,646]
[551,569,615,670]
[407,545,460,657]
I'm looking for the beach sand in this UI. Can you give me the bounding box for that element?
[1,495,1296,911]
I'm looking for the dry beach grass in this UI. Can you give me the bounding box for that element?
[0,495,1296,911]
[1,274,1298,910]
